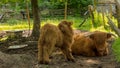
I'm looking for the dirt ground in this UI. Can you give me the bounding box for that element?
[0,30,120,68]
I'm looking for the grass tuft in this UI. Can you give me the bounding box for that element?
[112,38,120,62]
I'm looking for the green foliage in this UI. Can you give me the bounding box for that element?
[0,0,93,17]
[0,0,25,4]
[68,0,92,8]
[0,0,29,12]
[39,0,64,9]
[112,38,120,62]
[68,0,92,14]
[38,0,92,15]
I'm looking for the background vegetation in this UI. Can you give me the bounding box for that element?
[113,38,120,62]
[0,0,120,62]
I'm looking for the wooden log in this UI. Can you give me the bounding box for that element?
[107,16,120,37]
[8,44,28,49]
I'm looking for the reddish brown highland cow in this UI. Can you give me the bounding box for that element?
[38,21,75,64]
[71,31,113,57]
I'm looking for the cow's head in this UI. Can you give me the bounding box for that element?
[89,31,112,56]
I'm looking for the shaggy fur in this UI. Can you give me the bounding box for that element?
[71,31,112,57]
[38,21,75,64]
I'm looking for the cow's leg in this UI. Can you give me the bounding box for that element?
[61,43,75,62]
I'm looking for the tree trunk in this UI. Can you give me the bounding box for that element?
[31,0,40,40]
[26,2,31,36]
[115,0,120,29]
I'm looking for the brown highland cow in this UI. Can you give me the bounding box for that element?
[71,31,113,57]
[38,21,75,64]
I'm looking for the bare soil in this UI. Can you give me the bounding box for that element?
[0,30,120,68]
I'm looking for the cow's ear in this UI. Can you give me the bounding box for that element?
[107,33,112,39]
[89,34,94,39]
[68,21,73,26]
[58,23,65,32]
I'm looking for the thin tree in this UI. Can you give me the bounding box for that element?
[93,0,97,9]
[64,0,68,20]
[26,1,31,36]
[31,0,40,40]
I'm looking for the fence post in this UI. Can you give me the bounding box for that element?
[64,0,68,20]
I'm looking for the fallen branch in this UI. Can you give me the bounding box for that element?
[107,16,120,37]
[79,11,89,27]
[6,30,23,39]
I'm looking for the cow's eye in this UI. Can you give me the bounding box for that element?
[98,49,104,52]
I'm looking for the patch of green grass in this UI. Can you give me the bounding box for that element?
[0,15,116,32]
[0,20,33,31]
[112,38,120,62]
[40,16,92,30]
[73,18,93,30]
[0,15,117,33]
